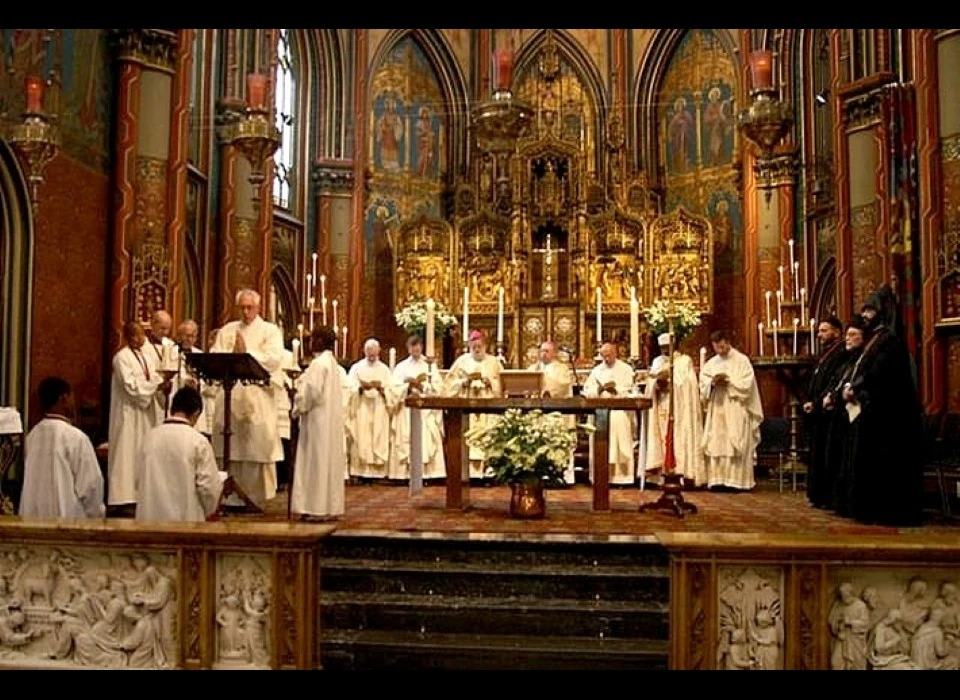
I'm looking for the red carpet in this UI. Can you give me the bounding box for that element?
[260,482,957,536]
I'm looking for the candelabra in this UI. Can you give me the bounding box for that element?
[471,39,534,154]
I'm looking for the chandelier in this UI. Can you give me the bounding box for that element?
[220,73,280,203]
[737,51,795,201]
[471,38,534,153]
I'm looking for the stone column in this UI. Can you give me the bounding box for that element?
[107,29,180,351]
[347,29,370,358]
[312,160,355,329]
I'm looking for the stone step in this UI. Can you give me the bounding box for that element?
[322,591,669,639]
[321,629,668,671]
[321,558,669,602]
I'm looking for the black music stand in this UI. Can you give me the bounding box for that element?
[186,352,272,515]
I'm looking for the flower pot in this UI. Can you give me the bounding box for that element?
[509,481,546,519]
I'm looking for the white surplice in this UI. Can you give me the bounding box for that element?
[583,359,637,485]
[444,352,503,479]
[347,359,398,478]
[20,416,105,519]
[291,350,346,517]
[529,360,577,484]
[108,345,163,505]
[389,356,446,481]
[172,346,208,431]
[338,364,355,481]
[210,316,284,503]
[699,348,764,490]
[135,417,223,522]
[148,338,176,421]
[274,349,294,441]
[643,352,705,485]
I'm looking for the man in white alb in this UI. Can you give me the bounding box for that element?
[200,328,219,436]
[19,377,105,519]
[444,330,503,479]
[135,386,223,523]
[145,310,175,421]
[699,330,764,490]
[274,344,295,489]
[643,333,705,487]
[583,342,637,485]
[209,289,284,504]
[389,335,446,481]
[528,340,577,484]
[291,326,346,520]
[108,321,167,511]
[170,319,203,422]
[348,338,398,479]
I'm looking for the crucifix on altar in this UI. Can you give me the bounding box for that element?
[529,224,568,301]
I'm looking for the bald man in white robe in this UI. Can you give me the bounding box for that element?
[583,342,637,485]
[528,340,577,484]
[348,339,399,479]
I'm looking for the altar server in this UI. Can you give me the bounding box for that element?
[583,342,637,485]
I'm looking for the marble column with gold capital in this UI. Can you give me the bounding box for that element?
[312,161,355,328]
[107,28,181,351]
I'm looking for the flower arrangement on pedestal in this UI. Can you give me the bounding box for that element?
[394,300,458,339]
[642,300,702,344]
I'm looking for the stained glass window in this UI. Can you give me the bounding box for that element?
[273,29,296,209]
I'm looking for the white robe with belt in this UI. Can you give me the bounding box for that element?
[135,417,223,522]
[444,353,503,479]
[644,352,705,485]
[389,356,446,481]
[699,348,764,490]
[209,316,284,503]
[584,359,636,485]
[107,345,163,505]
[529,360,577,484]
[20,416,105,519]
[291,350,346,516]
[347,359,398,478]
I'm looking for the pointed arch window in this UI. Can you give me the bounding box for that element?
[273,28,297,210]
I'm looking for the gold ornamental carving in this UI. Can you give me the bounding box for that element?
[109,28,179,74]
[132,241,170,323]
[942,133,960,162]
[842,91,883,130]
[648,207,714,314]
[395,214,454,309]
[134,155,169,244]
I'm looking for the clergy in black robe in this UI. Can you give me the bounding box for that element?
[835,292,924,526]
[802,317,848,509]
[825,321,865,515]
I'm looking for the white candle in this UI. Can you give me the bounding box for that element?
[595,286,603,345]
[342,326,348,357]
[496,285,505,344]
[793,261,800,302]
[291,339,300,366]
[462,286,470,345]
[308,297,315,332]
[764,291,772,327]
[311,253,318,289]
[319,274,326,302]
[425,298,436,358]
[778,266,785,299]
[629,287,640,359]
[776,290,783,327]
[758,322,764,356]
[306,273,312,306]
[333,322,339,358]
[389,347,396,371]
[799,288,807,325]
[322,297,328,325]
[699,346,707,370]
[810,317,817,352]
[788,239,795,277]
[793,317,799,355]
[297,323,304,348]
[772,320,779,357]
[332,299,338,329]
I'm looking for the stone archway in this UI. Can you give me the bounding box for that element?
[0,139,35,416]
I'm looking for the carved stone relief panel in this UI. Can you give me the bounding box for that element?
[716,566,785,670]
[827,568,960,671]
[214,553,272,670]
[0,546,177,669]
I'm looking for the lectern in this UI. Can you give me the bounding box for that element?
[186,353,272,514]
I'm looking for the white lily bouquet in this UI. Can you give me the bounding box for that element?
[643,299,702,343]
[395,300,458,339]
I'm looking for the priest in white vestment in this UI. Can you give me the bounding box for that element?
[200,328,219,436]
[291,326,346,519]
[583,342,637,485]
[135,386,223,523]
[389,335,446,481]
[338,362,355,481]
[348,338,399,479]
[644,333,705,487]
[528,340,576,484]
[699,330,764,490]
[444,330,503,479]
[108,321,166,508]
[145,310,175,421]
[171,319,205,428]
[209,290,284,504]
[20,377,105,519]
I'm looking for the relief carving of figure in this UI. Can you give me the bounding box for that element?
[243,589,270,666]
[215,558,271,668]
[216,595,246,661]
[829,582,871,670]
[120,601,166,668]
[867,609,919,670]
[910,607,959,670]
[717,569,783,671]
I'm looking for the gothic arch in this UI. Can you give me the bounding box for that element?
[301,28,346,160]
[368,29,471,177]
[270,263,298,337]
[632,29,740,181]
[0,140,35,415]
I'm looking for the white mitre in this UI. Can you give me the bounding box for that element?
[657,333,672,347]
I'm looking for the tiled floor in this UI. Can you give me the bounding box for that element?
[256,479,958,536]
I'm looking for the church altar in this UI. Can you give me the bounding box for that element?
[406,395,651,511]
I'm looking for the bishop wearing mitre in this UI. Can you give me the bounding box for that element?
[209,289,284,504]
[389,335,446,481]
[107,321,166,510]
[348,338,398,479]
[583,342,637,485]
[643,333,705,487]
[528,340,576,484]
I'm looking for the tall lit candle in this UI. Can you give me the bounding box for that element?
[306,274,312,307]
[793,261,800,302]
[799,287,807,325]
[291,338,301,367]
[297,323,304,348]
[776,290,783,326]
[311,253,318,291]
[389,347,396,371]
[765,291,772,327]
[308,297,315,332]
[778,266,785,299]
[699,346,707,370]
[496,286,505,343]
[319,274,326,301]
[321,297,328,325]
[332,299,338,329]
[462,286,470,345]
[425,298,436,358]
[788,239,795,277]
[629,286,640,359]
[772,320,779,357]
[595,286,603,345]
[810,318,817,353]
[758,322,764,356]
[342,326,348,358]
[793,317,799,355]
